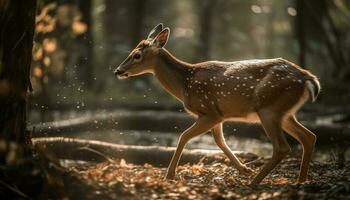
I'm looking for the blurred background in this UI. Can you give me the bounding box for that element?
[29,0,350,159]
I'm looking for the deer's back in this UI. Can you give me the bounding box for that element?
[183,58,315,120]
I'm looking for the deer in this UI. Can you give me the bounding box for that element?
[114,23,320,184]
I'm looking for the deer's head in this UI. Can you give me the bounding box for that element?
[114,23,170,79]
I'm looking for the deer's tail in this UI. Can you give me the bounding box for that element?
[305,78,320,102]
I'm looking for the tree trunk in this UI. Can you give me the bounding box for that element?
[0,0,37,150]
[296,0,306,67]
[196,0,216,61]
[130,0,146,47]
[77,0,94,88]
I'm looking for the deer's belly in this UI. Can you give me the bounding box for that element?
[217,95,256,113]
[183,98,260,123]
[220,102,260,123]
[185,103,260,123]
[225,112,260,123]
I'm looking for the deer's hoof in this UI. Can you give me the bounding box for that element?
[249,178,261,186]
[164,172,175,180]
[239,165,255,175]
[297,177,307,183]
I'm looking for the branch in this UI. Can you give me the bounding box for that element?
[30,109,350,145]
[32,137,258,166]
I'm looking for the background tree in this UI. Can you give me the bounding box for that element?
[296,0,306,67]
[0,0,37,150]
[196,0,216,61]
[77,0,94,88]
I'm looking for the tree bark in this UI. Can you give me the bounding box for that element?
[32,137,258,166]
[0,0,37,149]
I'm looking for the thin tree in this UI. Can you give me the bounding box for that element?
[296,0,306,67]
[77,0,94,88]
[197,0,216,61]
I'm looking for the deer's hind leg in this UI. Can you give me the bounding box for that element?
[251,110,291,185]
[282,115,316,183]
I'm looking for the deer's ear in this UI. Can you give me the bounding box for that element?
[147,23,163,40]
[153,27,170,48]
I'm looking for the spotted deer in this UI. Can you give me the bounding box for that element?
[114,24,320,184]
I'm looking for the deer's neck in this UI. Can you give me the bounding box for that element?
[154,49,191,102]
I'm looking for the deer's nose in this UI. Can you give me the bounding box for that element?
[114,69,124,76]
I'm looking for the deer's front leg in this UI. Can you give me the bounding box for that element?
[165,116,220,179]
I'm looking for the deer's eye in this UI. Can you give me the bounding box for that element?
[133,53,141,60]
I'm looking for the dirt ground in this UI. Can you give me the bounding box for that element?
[69,154,350,200]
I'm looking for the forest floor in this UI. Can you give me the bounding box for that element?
[66,154,350,200]
[24,106,350,199]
